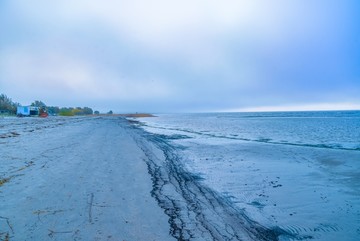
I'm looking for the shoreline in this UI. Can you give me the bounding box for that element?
[0,116,293,241]
[93,113,156,118]
[137,112,360,241]
[0,113,156,119]
[1,116,315,241]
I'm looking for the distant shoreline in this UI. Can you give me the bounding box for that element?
[1,113,156,118]
[94,113,156,118]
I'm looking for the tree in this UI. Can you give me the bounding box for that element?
[58,106,94,116]
[47,106,60,115]
[0,94,19,114]
[83,107,93,115]
[0,94,97,116]
[107,110,113,115]
[59,107,74,116]
[94,111,100,115]
[31,100,46,107]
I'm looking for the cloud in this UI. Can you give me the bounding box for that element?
[0,47,172,103]
[1,0,359,111]
[9,1,344,54]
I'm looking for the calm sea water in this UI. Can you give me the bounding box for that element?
[139,111,360,241]
[141,111,360,150]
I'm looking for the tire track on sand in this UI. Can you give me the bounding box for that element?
[131,128,298,241]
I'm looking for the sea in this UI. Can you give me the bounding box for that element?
[138,111,360,241]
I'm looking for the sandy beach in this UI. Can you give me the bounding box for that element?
[0,116,291,241]
[4,115,357,241]
[0,117,174,240]
[137,112,360,241]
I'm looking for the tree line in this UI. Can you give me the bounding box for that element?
[0,94,96,116]
[0,94,19,114]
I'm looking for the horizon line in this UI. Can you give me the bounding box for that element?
[220,103,360,113]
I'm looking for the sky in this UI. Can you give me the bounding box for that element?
[1,0,360,113]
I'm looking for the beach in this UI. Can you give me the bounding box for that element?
[0,116,292,241]
[138,111,360,241]
[0,117,173,240]
[0,116,281,241]
[1,113,359,241]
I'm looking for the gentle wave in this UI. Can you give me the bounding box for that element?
[142,124,360,151]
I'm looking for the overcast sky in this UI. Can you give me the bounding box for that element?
[1,0,359,113]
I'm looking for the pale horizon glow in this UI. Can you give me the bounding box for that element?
[229,103,360,113]
[1,0,359,113]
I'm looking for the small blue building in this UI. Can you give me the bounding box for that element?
[17,106,39,116]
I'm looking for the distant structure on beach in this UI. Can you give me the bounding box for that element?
[17,106,48,117]
[17,106,39,116]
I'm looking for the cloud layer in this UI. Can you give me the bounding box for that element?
[1,0,359,112]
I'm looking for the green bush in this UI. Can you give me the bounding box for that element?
[59,108,75,116]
